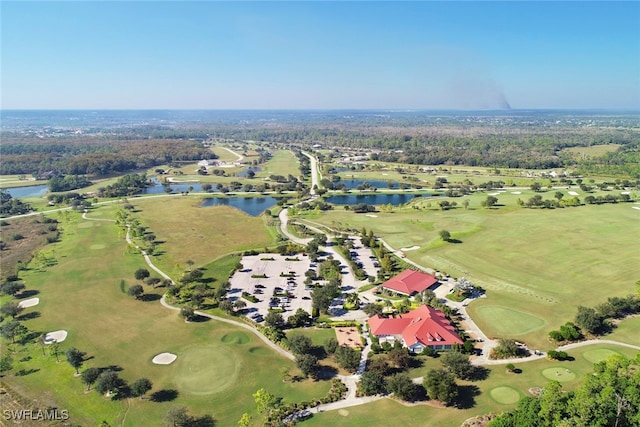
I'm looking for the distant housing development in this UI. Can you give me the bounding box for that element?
[368,305,463,352]
[381,269,438,296]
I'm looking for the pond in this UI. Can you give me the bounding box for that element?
[237,167,262,178]
[325,193,421,206]
[4,184,49,198]
[200,196,278,216]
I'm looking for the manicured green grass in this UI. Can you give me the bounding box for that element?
[1,207,330,426]
[257,150,300,179]
[541,367,577,382]
[607,316,640,346]
[489,386,522,404]
[474,306,546,336]
[303,200,639,349]
[581,348,623,364]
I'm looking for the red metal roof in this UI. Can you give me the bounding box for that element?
[381,270,438,295]
[368,305,462,348]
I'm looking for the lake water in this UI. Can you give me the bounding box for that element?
[5,184,49,198]
[200,196,278,216]
[332,179,396,189]
[326,194,419,206]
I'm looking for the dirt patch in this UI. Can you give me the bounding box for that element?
[335,327,363,349]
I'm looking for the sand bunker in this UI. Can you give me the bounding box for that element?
[488,192,500,196]
[152,352,177,365]
[511,191,521,195]
[400,245,420,251]
[621,191,630,195]
[568,191,579,196]
[632,207,640,211]
[44,330,68,344]
[365,214,378,218]
[18,297,39,308]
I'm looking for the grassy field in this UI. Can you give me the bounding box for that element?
[256,150,300,179]
[562,144,622,159]
[122,196,275,273]
[301,344,640,427]
[607,315,640,346]
[299,193,640,349]
[0,206,329,426]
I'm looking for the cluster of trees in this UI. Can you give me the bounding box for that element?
[489,339,528,360]
[48,175,92,192]
[572,295,640,335]
[0,190,33,217]
[0,138,214,177]
[548,322,582,342]
[97,173,151,198]
[489,355,640,427]
[518,194,582,209]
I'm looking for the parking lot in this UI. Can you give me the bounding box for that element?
[228,254,315,322]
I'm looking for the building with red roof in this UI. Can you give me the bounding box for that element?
[368,305,463,352]
[381,270,438,296]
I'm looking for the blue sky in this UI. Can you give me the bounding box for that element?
[2,1,639,110]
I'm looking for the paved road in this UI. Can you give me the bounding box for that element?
[302,151,320,195]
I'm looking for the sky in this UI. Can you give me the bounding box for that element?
[1,1,639,110]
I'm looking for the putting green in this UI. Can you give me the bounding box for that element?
[221,331,250,345]
[475,305,546,335]
[489,386,521,404]
[542,367,576,382]
[583,348,622,364]
[172,345,240,395]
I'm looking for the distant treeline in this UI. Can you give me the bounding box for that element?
[0,138,215,176]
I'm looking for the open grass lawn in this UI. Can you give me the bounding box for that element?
[302,344,639,427]
[607,315,640,346]
[562,144,622,159]
[256,150,300,179]
[123,196,275,273]
[302,198,639,349]
[1,207,329,426]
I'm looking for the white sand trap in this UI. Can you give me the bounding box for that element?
[44,330,67,344]
[488,192,500,196]
[400,245,420,251]
[621,191,630,195]
[382,173,389,176]
[152,352,177,365]
[365,214,378,218]
[568,191,579,196]
[511,191,522,195]
[18,297,39,308]
[632,207,640,211]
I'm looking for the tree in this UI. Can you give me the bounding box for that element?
[0,301,24,319]
[81,367,101,391]
[0,281,25,297]
[439,230,451,242]
[65,348,86,375]
[50,341,61,362]
[164,406,192,427]
[134,268,150,281]
[264,311,285,329]
[0,320,26,343]
[575,305,604,334]
[324,337,338,355]
[127,284,144,300]
[287,334,313,355]
[296,354,319,378]
[424,368,457,404]
[335,346,361,372]
[387,373,419,402]
[287,308,311,328]
[363,303,383,317]
[233,299,247,312]
[180,307,195,321]
[130,378,153,399]
[95,371,121,396]
[440,351,474,380]
[482,195,498,208]
[237,413,252,427]
[218,299,234,314]
[252,388,281,415]
[530,182,542,192]
[358,370,386,396]
[387,346,411,371]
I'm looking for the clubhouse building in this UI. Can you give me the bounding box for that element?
[368,305,463,352]
[381,269,438,296]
